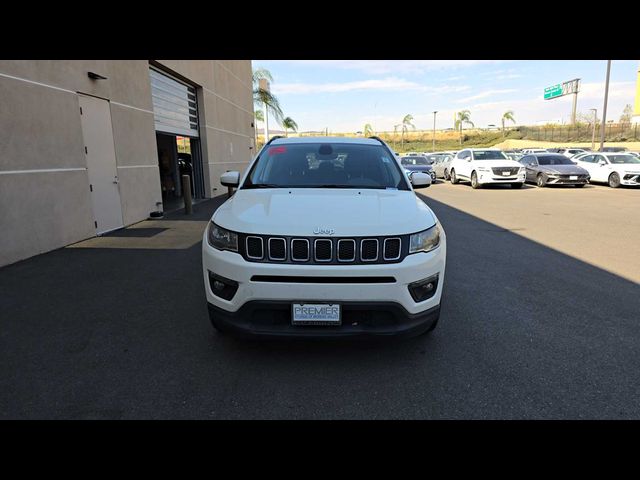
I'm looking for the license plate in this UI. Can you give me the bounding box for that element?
[292,303,341,325]
[502,171,511,176]
[570,175,578,180]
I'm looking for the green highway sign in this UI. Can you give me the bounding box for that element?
[544,84,563,100]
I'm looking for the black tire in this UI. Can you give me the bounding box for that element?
[608,172,621,188]
[511,182,524,189]
[471,171,481,189]
[575,183,585,188]
[450,169,458,184]
[536,173,547,187]
[443,169,450,180]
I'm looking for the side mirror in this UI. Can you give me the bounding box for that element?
[220,171,240,187]
[598,159,606,166]
[411,172,432,188]
[465,157,472,162]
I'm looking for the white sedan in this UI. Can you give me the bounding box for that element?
[573,152,640,187]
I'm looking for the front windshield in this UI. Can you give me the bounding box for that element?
[243,143,410,190]
[538,155,575,166]
[607,154,640,164]
[473,150,508,160]
[402,156,429,165]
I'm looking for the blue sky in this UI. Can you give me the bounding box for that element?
[253,60,639,132]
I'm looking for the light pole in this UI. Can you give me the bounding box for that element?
[432,111,438,152]
[590,108,597,150]
[599,60,612,151]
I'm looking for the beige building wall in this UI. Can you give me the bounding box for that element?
[0,60,254,267]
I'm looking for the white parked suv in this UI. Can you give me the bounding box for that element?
[202,136,447,338]
[449,148,526,189]
[573,152,640,187]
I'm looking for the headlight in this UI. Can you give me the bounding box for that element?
[207,222,238,252]
[518,167,526,173]
[409,224,441,254]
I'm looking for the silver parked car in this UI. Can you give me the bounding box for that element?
[519,153,590,187]
[432,154,454,180]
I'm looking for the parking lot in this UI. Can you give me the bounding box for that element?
[1,183,639,419]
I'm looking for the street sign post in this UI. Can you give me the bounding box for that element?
[544,84,563,100]
[544,79,581,124]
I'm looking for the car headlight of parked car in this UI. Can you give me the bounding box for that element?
[207,222,238,252]
[409,223,441,254]
[519,167,526,174]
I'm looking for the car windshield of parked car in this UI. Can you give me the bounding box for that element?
[472,150,508,160]
[607,154,640,164]
[402,156,429,165]
[244,143,410,190]
[537,155,575,166]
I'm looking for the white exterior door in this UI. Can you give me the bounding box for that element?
[78,94,123,234]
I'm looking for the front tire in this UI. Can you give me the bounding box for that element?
[443,169,450,180]
[471,171,481,189]
[608,172,621,188]
[450,169,458,184]
[536,173,547,187]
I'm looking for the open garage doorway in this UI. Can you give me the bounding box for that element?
[149,65,205,212]
[156,134,205,212]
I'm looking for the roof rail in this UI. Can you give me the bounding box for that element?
[266,135,284,145]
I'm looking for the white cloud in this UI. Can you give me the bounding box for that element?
[269,60,508,75]
[272,77,471,95]
[456,89,518,104]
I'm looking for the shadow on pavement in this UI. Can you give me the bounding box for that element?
[0,192,638,419]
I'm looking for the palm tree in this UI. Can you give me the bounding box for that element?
[502,110,516,137]
[282,117,298,137]
[400,114,415,149]
[363,123,374,137]
[252,67,283,142]
[455,110,474,145]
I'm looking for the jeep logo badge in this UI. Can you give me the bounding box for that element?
[314,227,335,235]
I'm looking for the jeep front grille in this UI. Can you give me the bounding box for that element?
[238,234,410,265]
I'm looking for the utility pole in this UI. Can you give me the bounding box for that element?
[432,111,438,152]
[599,61,612,151]
[590,108,597,150]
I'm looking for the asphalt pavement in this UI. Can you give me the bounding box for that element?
[1,187,639,419]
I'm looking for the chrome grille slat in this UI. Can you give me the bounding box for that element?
[291,238,310,262]
[314,239,333,262]
[337,239,356,262]
[246,236,264,259]
[383,238,401,260]
[360,239,379,262]
[268,238,286,261]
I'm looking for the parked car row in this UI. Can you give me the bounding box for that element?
[402,146,640,189]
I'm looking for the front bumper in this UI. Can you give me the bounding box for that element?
[202,229,446,335]
[621,173,640,185]
[477,171,525,184]
[207,301,440,338]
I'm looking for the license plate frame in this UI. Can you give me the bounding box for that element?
[291,303,341,326]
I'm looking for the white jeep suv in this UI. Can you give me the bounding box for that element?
[202,136,446,338]
[449,148,526,189]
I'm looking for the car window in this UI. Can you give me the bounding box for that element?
[580,155,594,163]
[244,142,410,190]
[472,150,508,160]
[457,150,469,159]
[607,154,640,164]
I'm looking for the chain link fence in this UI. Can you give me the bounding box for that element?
[516,123,639,143]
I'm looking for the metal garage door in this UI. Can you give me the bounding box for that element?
[149,67,199,137]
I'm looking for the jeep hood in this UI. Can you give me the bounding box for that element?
[212,188,437,236]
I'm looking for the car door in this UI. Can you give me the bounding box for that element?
[521,155,537,182]
[592,154,610,182]
[576,154,595,179]
[456,150,472,178]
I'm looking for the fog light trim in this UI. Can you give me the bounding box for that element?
[408,274,439,303]
[208,271,239,301]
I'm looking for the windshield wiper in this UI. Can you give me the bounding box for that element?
[243,183,281,189]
